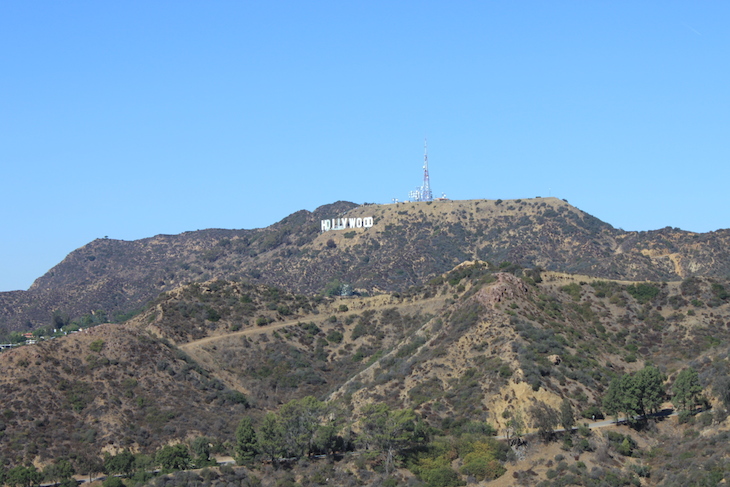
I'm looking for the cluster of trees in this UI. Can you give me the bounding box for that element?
[0,438,225,487]
[234,396,429,476]
[602,365,666,422]
[0,460,79,487]
[235,396,343,465]
[671,367,703,412]
[602,365,706,423]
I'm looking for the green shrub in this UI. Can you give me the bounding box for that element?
[89,339,104,352]
[581,406,603,420]
[561,283,582,301]
[351,323,367,340]
[461,454,505,481]
[678,410,695,424]
[421,466,465,487]
[626,283,660,304]
[326,331,343,344]
[102,478,125,487]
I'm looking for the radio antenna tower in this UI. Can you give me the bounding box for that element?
[421,138,433,201]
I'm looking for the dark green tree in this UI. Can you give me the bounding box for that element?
[603,366,666,423]
[603,376,625,422]
[155,444,191,471]
[360,403,426,475]
[102,477,125,487]
[258,412,285,464]
[672,367,702,411]
[529,401,559,442]
[634,365,666,419]
[103,450,135,478]
[278,395,324,458]
[43,459,75,484]
[312,404,346,456]
[559,398,575,432]
[72,451,104,484]
[235,417,259,465]
[6,465,42,487]
[191,437,217,467]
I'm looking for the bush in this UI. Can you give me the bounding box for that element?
[421,466,465,487]
[626,283,660,304]
[102,478,125,487]
[461,456,505,481]
[581,406,604,420]
[631,464,651,478]
[326,331,343,344]
[678,410,695,424]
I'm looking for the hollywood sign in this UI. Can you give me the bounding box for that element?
[321,217,374,232]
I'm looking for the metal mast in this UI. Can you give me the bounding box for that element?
[421,138,433,201]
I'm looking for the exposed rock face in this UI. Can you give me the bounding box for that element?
[476,273,530,307]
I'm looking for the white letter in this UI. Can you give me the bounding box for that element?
[349,218,356,228]
[364,217,374,228]
[356,218,363,228]
[322,220,331,231]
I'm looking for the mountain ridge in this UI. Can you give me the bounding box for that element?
[2,197,729,331]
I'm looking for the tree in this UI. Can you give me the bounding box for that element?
[102,477,125,487]
[603,376,625,422]
[673,367,702,411]
[72,451,104,484]
[6,466,42,487]
[278,396,324,458]
[258,412,285,464]
[103,450,135,478]
[529,401,559,442]
[713,375,730,409]
[312,404,347,456]
[505,409,525,444]
[155,444,191,471]
[360,403,426,475]
[603,366,666,424]
[559,398,575,432]
[191,437,217,467]
[634,365,666,419]
[235,417,259,465]
[43,459,75,484]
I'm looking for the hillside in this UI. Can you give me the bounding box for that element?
[2,262,729,485]
[2,197,729,332]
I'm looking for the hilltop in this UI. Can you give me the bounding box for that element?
[2,197,729,332]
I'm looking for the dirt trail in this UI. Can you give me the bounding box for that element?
[179,294,449,354]
[179,317,307,352]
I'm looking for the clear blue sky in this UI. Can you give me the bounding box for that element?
[1,1,728,292]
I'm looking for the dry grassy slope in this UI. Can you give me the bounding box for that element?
[0,323,250,464]
[1,262,729,473]
[317,267,730,435]
[138,264,730,425]
[3,197,730,331]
